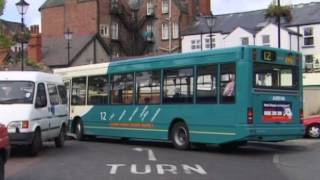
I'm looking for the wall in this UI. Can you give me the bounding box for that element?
[224,27,254,47]
[41,0,97,38]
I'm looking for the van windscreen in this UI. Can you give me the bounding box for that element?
[0,81,35,104]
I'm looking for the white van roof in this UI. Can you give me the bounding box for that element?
[0,71,63,84]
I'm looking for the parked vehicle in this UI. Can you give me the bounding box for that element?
[0,123,9,180]
[303,115,320,138]
[0,71,68,156]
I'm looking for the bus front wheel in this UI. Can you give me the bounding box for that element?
[171,122,190,150]
[75,120,84,141]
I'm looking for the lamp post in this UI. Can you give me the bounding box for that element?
[64,28,73,66]
[16,0,29,71]
[205,15,215,50]
[277,0,281,48]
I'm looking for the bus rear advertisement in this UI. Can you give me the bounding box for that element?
[54,46,304,149]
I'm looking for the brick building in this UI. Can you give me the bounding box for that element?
[40,0,211,62]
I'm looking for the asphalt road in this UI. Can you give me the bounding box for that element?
[5,138,320,180]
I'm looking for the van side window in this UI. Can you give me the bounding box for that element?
[48,84,60,105]
[58,85,68,104]
[35,83,47,108]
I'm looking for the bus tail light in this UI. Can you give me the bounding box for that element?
[247,107,254,124]
[300,108,304,124]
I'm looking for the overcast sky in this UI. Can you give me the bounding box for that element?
[1,0,320,27]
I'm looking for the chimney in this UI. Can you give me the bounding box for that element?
[199,0,212,16]
[28,25,42,62]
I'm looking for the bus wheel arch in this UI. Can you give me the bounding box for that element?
[169,119,190,150]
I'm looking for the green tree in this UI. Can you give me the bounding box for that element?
[0,0,5,16]
[265,0,292,48]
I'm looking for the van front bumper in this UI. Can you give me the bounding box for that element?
[9,132,34,145]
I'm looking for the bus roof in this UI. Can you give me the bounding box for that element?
[0,71,63,83]
[53,46,301,76]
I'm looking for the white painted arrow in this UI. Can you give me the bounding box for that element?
[133,147,157,161]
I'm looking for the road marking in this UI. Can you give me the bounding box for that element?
[133,147,157,161]
[106,164,208,175]
[273,154,280,164]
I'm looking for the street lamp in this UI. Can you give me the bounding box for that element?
[205,15,215,50]
[16,0,29,71]
[64,28,73,66]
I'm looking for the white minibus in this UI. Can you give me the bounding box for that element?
[0,71,68,156]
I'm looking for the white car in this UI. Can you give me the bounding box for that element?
[0,71,68,156]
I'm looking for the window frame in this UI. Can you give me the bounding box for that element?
[220,63,236,104]
[135,70,161,105]
[162,0,169,14]
[111,73,134,105]
[71,76,87,106]
[196,65,218,104]
[87,75,109,105]
[303,27,314,46]
[162,23,169,40]
[241,37,249,45]
[163,67,194,104]
[35,83,47,108]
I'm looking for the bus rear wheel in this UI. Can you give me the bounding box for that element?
[307,124,320,138]
[171,122,190,150]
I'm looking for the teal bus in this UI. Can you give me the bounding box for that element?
[54,46,304,149]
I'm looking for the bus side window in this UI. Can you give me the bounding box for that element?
[196,65,217,103]
[136,71,161,104]
[163,68,193,104]
[72,77,87,105]
[220,63,236,104]
[111,73,134,104]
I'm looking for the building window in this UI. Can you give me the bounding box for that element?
[304,55,314,69]
[136,71,161,104]
[172,22,179,39]
[145,24,153,41]
[162,23,169,40]
[88,75,109,105]
[303,27,314,46]
[100,24,109,38]
[262,35,270,46]
[191,39,201,50]
[147,0,154,16]
[241,37,249,45]
[205,37,215,49]
[111,22,119,40]
[163,68,194,104]
[162,0,169,14]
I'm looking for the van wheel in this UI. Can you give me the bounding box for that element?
[171,122,190,150]
[55,126,66,148]
[29,129,42,156]
[75,120,84,141]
